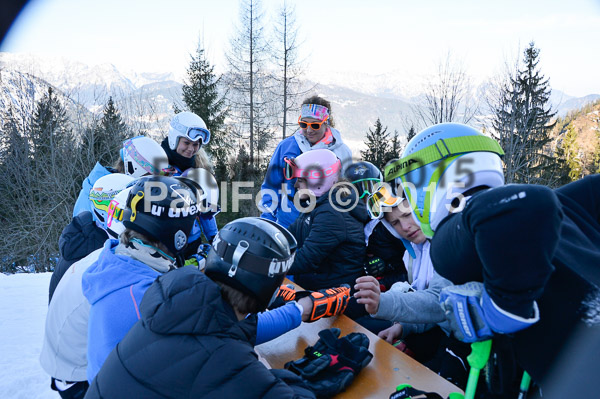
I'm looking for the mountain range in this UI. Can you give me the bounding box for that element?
[1,52,598,154]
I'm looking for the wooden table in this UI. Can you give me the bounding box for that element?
[256,281,463,398]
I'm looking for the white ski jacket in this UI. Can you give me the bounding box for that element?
[40,248,102,382]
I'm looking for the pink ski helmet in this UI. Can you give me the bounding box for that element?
[284,149,342,197]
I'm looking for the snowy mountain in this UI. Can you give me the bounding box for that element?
[1,52,598,146]
[0,68,91,129]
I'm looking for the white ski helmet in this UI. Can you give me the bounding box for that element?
[167,111,211,152]
[180,168,220,214]
[121,136,172,178]
[89,173,135,228]
[105,186,132,239]
[384,123,505,238]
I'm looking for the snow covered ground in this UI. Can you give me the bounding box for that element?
[0,272,56,399]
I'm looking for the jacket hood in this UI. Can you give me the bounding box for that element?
[59,211,108,262]
[82,239,161,306]
[293,127,346,153]
[140,266,256,340]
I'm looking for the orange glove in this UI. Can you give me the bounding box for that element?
[298,285,351,322]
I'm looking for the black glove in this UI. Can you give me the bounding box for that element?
[285,328,373,398]
[364,256,386,277]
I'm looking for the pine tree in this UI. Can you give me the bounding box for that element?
[592,127,600,174]
[406,125,417,143]
[361,118,391,171]
[30,86,71,157]
[181,43,229,181]
[82,96,128,167]
[1,86,77,272]
[490,42,557,185]
[556,123,583,183]
[385,130,402,164]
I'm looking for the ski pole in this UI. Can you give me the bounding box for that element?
[517,371,531,399]
[464,339,492,399]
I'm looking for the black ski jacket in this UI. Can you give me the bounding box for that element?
[84,267,315,399]
[48,211,108,303]
[289,187,368,291]
[432,175,600,388]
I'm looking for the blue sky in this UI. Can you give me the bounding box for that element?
[2,0,600,96]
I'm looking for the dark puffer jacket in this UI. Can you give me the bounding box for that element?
[289,188,368,291]
[48,211,108,303]
[84,267,315,399]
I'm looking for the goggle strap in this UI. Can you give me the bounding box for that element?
[285,159,341,180]
[400,156,455,237]
[384,135,504,181]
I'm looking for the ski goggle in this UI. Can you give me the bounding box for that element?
[183,126,211,144]
[352,178,381,199]
[298,115,329,130]
[366,184,402,219]
[283,157,342,180]
[171,119,211,145]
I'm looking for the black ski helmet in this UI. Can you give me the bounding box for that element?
[205,217,297,309]
[122,175,199,266]
[344,161,383,199]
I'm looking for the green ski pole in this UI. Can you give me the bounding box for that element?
[517,371,531,399]
[464,339,492,399]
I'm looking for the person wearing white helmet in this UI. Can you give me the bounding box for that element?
[72,136,173,217]
[384,122,600,395]
[161,111,213,175]
[41,173,133,399]
[120,136,173,178]
[49,173,134,303]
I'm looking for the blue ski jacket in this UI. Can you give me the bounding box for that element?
[260,128,353,228]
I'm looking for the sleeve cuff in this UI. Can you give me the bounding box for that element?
[482,289,539,334]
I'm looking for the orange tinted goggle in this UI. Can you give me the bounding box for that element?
[283,157,342,180]
[366,184,402,219]
[298,115,329,130]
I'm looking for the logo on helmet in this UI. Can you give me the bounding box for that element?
[386,158,419,180]
[353,165,368,175]
[268,253,295,277]
[174,230,187,251]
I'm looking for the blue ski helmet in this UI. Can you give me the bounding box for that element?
[384,123,504,238]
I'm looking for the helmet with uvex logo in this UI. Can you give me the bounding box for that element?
[205,217,297,309]
[122,175,199,265]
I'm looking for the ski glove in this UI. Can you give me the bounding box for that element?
[364,257,386,277]
[269,284,351,322]
[268,284,297,310]
[440,282,540,343]
[285,328,373,398]
[440,282,494,343]
[296,285,351,322]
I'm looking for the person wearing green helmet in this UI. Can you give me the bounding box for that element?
[385,122,600,394]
